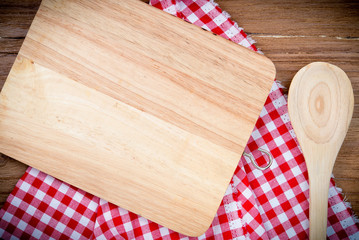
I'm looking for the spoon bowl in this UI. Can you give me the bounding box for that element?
[288,62,354,239]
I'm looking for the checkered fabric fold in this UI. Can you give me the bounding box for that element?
[1,0,358,239]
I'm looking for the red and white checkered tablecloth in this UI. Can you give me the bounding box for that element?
[1,0,358,239]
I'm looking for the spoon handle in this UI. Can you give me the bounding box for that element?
[308,170,331,239]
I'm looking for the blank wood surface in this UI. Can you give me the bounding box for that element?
[0,0,275,236]
[288,62,354,239]
[1,0,359,226]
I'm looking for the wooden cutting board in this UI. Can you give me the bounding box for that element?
[0,0,275,236]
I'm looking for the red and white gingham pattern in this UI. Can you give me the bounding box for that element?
[0,168,99,239]
[1,0,358,239]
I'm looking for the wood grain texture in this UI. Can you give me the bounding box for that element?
[1,0,359,224]
[0,153,27,207]
[217,0,359,37]
[0,0,275,236]
[288,62,354,239]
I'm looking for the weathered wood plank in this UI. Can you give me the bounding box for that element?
[250,36,359,120]
[0,7,39,37]
[0,0,42,7]
[0,38,24,53]
[217,0,359,37]
[0,54,17,90]
[0,154,27,206]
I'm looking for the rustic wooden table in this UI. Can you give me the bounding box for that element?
[1,0,358,216]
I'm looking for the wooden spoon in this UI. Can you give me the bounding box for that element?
[288,62,354,239]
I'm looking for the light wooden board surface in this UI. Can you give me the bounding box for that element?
[1,0,359,223]
[0,0,275,236]
[288,62,354,239]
